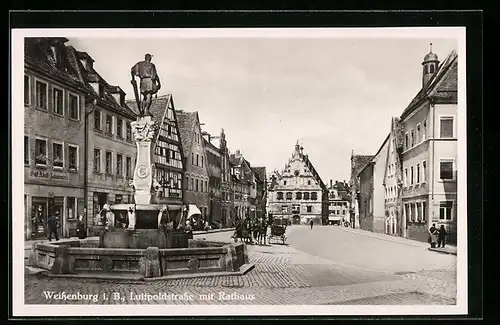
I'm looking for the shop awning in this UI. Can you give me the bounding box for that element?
[187,204,202,218]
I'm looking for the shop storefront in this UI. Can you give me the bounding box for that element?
[24,185,85,240]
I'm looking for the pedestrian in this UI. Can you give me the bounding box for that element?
[428,223,438,248]
[47,211,60,241]
[76,214,87,239]
[438,225,447,248]
[310,219,314,230]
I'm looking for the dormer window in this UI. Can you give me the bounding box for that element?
[51,45,65,70]
[99,84,105,98]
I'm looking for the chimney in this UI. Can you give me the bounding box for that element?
[330,179,333,187]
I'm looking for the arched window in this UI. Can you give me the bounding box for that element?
[277,192,284,200]
[286,192,293,200]
[429,64,435,74]
[296,192,302,200]
[307,180,311,185]
[311,192,318,201]
[303,192,310,200]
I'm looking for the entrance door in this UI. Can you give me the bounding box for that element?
[93,192,108,226]
[31,197,47,239]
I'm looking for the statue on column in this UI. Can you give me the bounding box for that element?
[131,53,161,116]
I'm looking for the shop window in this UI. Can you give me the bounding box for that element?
[67,197,76,220]
[35,138,47,166]
[31,197,47,238]
[52,142,64,168]
[52,87,64,115]
[439,201,453,220]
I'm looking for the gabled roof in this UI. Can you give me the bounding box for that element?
[252,167,267,183]
[383,117,404,185]
[350,154,374,192]
[25,37,88,92]
[357,134,390,178]
[400,50,458,120]
[175,110,198,157]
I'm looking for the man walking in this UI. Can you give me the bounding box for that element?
[310,219,314,230]
[438,225,447,248]
[47,211,60,241]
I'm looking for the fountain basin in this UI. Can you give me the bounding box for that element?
[29,237,253,281]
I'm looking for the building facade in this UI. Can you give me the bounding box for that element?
[327,180,350,224]
[68,48,138,235]
[268,142,327,225]
[176,110,210,220]
[219,129,234,227]
[252,167,267,220]
[383,117,405,236]
[230,150,255,223]
[358,135,390,233]
[203,134,222,225]
[349,154,373,229]
[400,49,458,243]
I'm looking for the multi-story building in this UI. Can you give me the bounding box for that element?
[230,150,255,222]
[126,95,185,224]
[267,142,327,225]
[400,49,458,243]
[66,47,138,235]
[349,153,373,228]
[358,135,390,233]
[327,180,350,224]
[219,129,234,227]
[383,117,405,236]
[202,132,222,224]
[24,37,88,239]
[176,110,210,221]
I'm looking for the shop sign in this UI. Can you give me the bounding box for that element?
[30,170,69,181]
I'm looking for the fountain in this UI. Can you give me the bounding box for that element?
[28,55,253,280]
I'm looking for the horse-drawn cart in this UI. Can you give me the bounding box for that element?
[268,218,287,244]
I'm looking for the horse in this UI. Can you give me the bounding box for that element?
[252,218,268,246]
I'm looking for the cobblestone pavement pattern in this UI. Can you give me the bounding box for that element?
[24,226,457,305]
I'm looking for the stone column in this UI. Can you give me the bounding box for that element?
[131,116,156,205]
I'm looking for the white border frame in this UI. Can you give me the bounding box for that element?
[12,27,468,317]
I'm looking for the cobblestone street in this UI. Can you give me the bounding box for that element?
[24,226,457,305]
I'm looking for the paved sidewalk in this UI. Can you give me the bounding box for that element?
[335,226,457,252]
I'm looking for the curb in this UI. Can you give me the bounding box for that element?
[192,228,235,235]
[336,226,429,248]
[428,248,457,256]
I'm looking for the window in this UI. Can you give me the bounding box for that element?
[98,84,105,98]
[116,118,123,138]
[440,117,454,138]
[416,164,420,183]
[200,180,204,192]
[94,110,102,130]
[283,180,287,185]
[126,122,132,141]
[410,166,414,185]
[105,115,113,134]
[296,192,302,200]
[115,195,123,204]
[422,201,427,222]
[423,120,427,141]
[416,124,421,143]
[69,93,79,120]
[307,180,311,185]
[306,206,312,212]
[52,87,64,115]
[404,168,408,187]
[205,180,208,193]
[67,197,76,220]
[286,192,292,200]
[404,133,409,150]
[68,145,78,171]
[282,205,288,214]
[190,178,194,191]
[126,156,132,178]
[422,161,427,182]
[416,202,422,222]
[35,138,47,165]
[105,151,112,174]
[24,136,29,165]
[429,64,435,74]
[201,156,204,168]
[24,75,30,105]
[93,149,101,173]
[196,154,199,166]
[191,153,194,165]
[410,129,414,147]
[52,142,64,168]
[439,201,453,220]
[303,192,310,200]
[35,80,47,110]
[277,192,284,200]
[440,160,453,180]
[116,154,123,176]
[311,192,318,200]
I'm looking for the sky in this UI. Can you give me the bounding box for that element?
[68,35,457,184]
